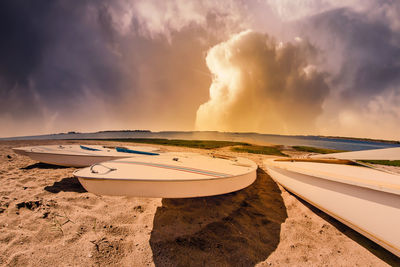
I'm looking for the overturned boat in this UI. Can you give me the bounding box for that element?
[13,144,160,167]
[263,158,400,257]
[74,153,257,198]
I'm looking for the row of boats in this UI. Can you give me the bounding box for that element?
[13,144,258,198]
[12,144,400,257]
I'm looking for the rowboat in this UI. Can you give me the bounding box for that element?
[74,153,257,198]
[263,158,400,257]
[13,145,160,167]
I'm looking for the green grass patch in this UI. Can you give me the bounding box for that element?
[231,145,287,156]
[292,146,345,154]
[360,160,400,167]
[92,138,249,149]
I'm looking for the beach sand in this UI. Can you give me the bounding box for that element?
[0,140,398,266]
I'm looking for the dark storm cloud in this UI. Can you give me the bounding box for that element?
[290,3,400,138]
[0,0,245,137]
[0,1,48,88]
[0,0,124,120]
[299,6,400,101]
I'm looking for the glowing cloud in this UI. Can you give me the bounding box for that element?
[196,30,330,134]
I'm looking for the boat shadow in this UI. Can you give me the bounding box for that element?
[290,193,399,265]
[149,168,288,267]
[44,177,87,193]
[21,162,69,170]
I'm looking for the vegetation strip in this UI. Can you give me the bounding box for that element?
[231,145,287,156]
[77,138,250,149]
[292,146,346,154]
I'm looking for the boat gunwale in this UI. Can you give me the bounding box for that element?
[23,150,140,158]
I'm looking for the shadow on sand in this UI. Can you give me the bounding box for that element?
[45,177,87,193]
[291,193,399,265]
[150,168,287,267]
[21,162,69,170]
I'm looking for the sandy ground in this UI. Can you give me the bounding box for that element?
[0,140,398,266]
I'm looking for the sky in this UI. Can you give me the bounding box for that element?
[1,0,400,140]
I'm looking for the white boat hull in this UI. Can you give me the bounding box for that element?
[26,152,126,167]
[13,145,160,167]
[12,147,29,156]
[74,154,257,198]
[264,160,400,257]
[78,172,256,198]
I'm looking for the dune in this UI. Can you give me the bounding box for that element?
[0,140,398,266]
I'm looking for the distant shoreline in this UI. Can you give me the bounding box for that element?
[2,130,399,145]
[1,130,399,153]
[320,135,400,145]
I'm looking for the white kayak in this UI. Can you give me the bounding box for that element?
[74,153,257,198]
[263,158,400,257]
[311,147,400,160]
[13,144,161,167]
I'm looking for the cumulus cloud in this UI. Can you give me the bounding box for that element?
[196,30,330,134]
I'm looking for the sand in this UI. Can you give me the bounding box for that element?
[0,140,398,266]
